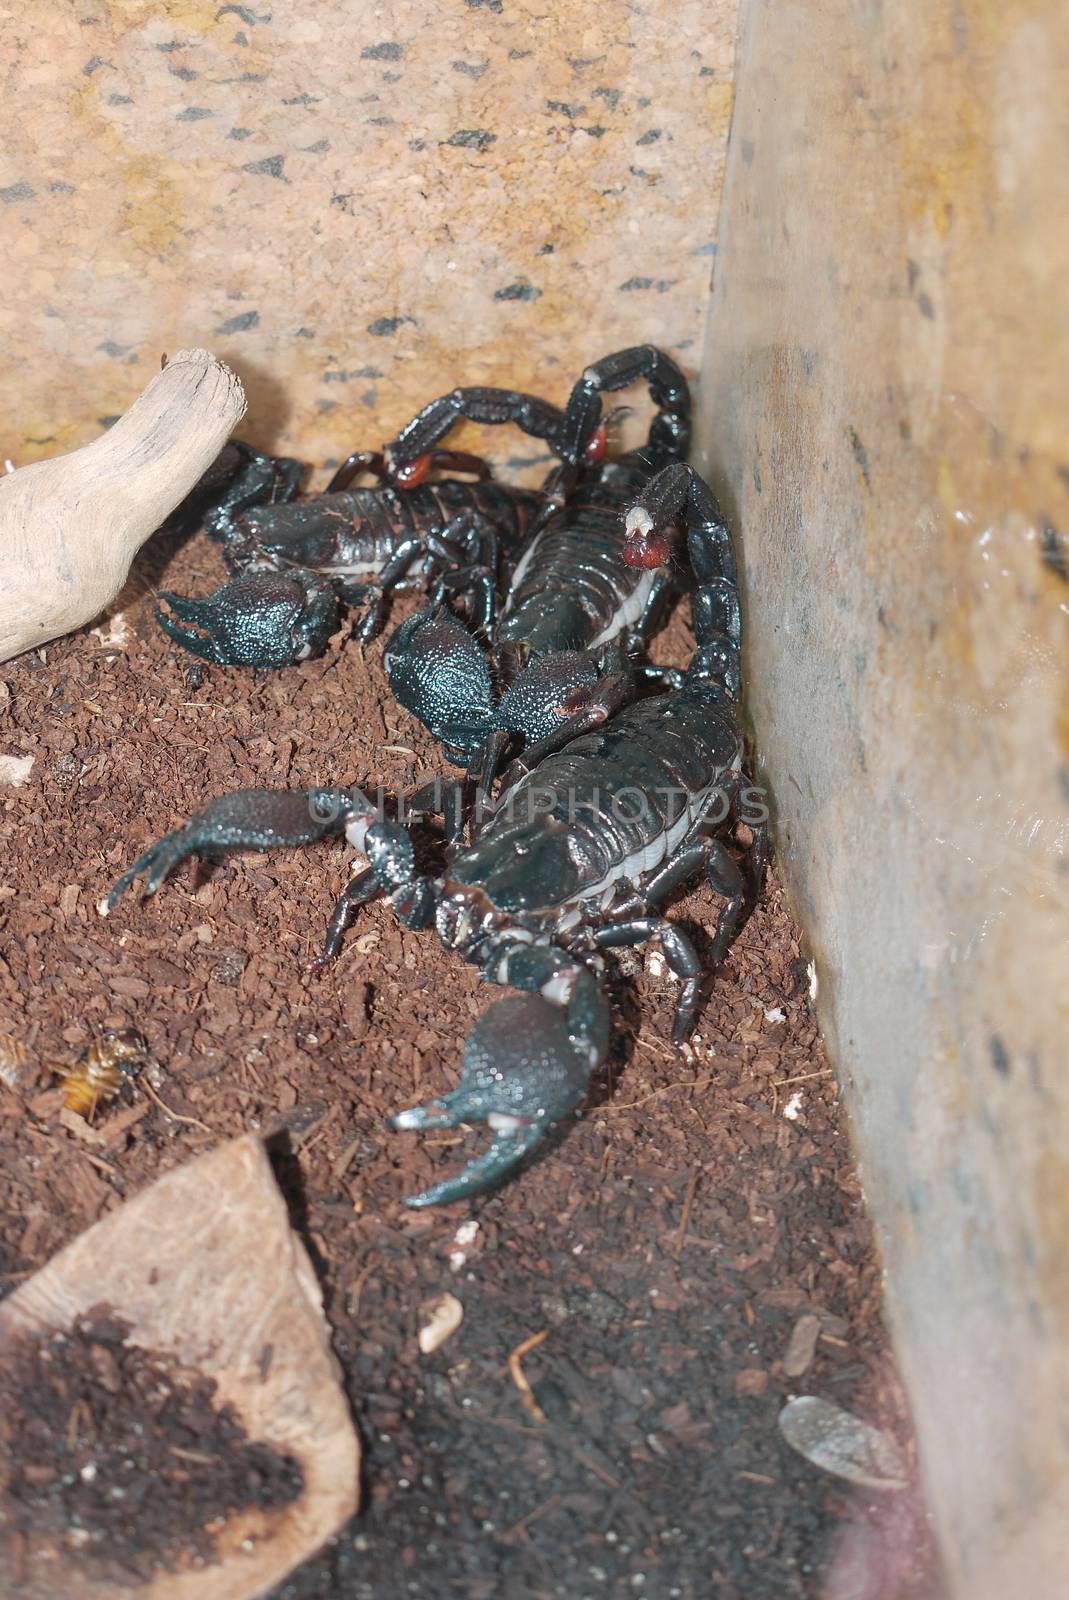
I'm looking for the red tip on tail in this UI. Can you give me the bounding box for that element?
[583,421,609,465]
[623,530,672,569]
[393,453,432,488]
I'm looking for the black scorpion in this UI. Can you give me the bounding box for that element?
[379,347,701,818]
[154,433,559,668]
[107,459,764,1206]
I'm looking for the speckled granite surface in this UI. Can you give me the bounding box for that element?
[1,1,736,479]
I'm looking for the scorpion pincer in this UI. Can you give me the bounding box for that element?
[106,457,764,1207]
[154,424,560,668]
[378,347,703,819]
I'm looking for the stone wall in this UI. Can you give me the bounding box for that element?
[698,2,1069,1592]
[1,0,736,480]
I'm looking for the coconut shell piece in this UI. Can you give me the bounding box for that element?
[0,1135,359,1599]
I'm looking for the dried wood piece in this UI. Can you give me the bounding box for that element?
[0,351,245,663]
[782,1312,822,1376]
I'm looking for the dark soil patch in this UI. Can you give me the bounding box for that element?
[0,524,942,1598]
[0,1304,303,1583]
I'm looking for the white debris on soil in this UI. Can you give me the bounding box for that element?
[646,950,666,978]
[449,1219,480,1273]
[0,1036,28,1092]
[90,611,132,650]
[0,754,34,787]
[778,1395,907,1490]
[764,1005,786,1023]
[783,1091,804,1120]
[808,960,819,1002]
[418,1293,464,1354]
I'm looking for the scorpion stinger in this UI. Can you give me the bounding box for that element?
[621,461,741,694]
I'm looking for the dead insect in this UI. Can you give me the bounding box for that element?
[0,1034,29,1091]
[55,1029,149,1119]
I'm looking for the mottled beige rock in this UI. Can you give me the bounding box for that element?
[0,1135,359,1599]
[700,2,1069,1594]
[0,1,736,480]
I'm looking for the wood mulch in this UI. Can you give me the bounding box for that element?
[0,522,942,1598]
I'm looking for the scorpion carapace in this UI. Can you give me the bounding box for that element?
[379,347,714,825]
[107,462,764,1207]
[154,436,552,668]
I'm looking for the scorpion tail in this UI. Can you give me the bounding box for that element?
[391,962,609,1207]
[559,346,691,470]
[622,461,741,700]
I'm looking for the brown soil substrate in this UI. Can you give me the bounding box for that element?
[0,521,942,1598]
[0,1305,303,1583]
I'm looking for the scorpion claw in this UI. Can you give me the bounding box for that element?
[390,985,605,1206]
[156,570,339,668]
[400,1125,545,1209]
[107,787,359,910]
[106,835,193,910]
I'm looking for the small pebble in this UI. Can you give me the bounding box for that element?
[0,753,34,786]
[418,1293,464,1354]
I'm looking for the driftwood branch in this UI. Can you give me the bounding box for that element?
[0,349,246,663]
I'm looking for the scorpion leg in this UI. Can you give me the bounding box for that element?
[596,828,753,1041]
[406,775,468,840]
[156,568,340,667]
[427,561,498,640]
[385,389,566,469]
[747,813,769,901]
[325,450,390,494]
[107,787,369,910]
[594,915,705,1045]
[393,948,609,1207]
[636,663,685,690]
[702,837,751,968]
[559,345,691,468]
[462,729,513,841]
[202,441,303,540]
[307,866,382,973]
[351,510,502,644]
[390,450,494,488]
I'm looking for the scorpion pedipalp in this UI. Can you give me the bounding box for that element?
[156,569,339,668]
[392,974,608,1207]
[106,787,370,911]
[384,607,496,761]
